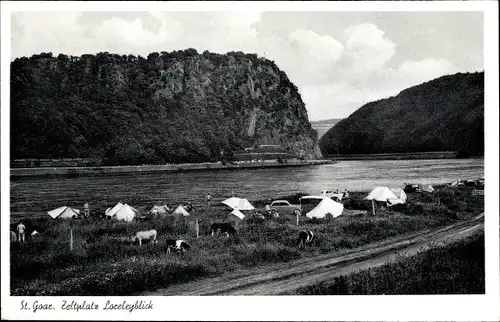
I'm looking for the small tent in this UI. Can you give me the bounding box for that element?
[306,198,344,219]
[172,205,190,217]
[47,206,80,219]
[105,203,139,222]
[389,187,407,205]
[421,184,435,193]
[230,209,246,220]
[149,205,170,216]
[365,187,400,203]
[221,197,255,211]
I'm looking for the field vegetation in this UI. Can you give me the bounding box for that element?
[286,232,485,295]
[10,186,483,295]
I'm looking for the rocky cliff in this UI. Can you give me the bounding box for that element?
[11,50,318,165]
[319,72,484,157]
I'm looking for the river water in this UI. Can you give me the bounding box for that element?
[10,159,484,215]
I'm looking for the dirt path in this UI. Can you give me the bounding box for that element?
[142,214,484,296]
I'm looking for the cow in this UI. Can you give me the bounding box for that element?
[131,229,158,246]
[297,230,315,249]
[166,239,191,254]
[210,223,236,237]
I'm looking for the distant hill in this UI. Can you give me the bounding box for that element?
[319,72,484,157]
[310,118,343,139]
[10,50,318,165]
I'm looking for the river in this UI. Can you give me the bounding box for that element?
[10,159,484,217]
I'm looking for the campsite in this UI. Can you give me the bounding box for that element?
[10,179,484,296]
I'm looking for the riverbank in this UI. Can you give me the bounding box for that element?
[10,159,334,178]
[10,186,484,296]
[327,151,461,161]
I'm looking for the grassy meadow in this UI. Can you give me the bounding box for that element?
[10,186,484,296]
[286,232,485,295]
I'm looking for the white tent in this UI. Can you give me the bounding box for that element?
[390,188,408,204]
[221,197,255,210]
[105,203,138,222]
[172,205,190,217]
[421,184,435,193]
[47,206,80,219]
[150,205,170,216]
[230,209,245,220]
[306,198,344,219]
[365,187,401,203]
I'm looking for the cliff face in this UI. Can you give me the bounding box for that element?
[11,50,318,165]
[319,72,484,157]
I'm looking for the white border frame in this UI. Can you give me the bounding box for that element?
[1,1,499,321]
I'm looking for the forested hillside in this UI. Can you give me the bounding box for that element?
[11,50,318,165]
[319,72,484,157]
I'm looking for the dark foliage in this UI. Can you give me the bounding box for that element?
[11,50,317,165]
[319,72,484,157]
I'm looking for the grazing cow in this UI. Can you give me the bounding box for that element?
[131,229,158,246]
[10,231,17,243]
[210,223,236,237]
[31,230,39,241]
[166,239,191,254]
[297,230,315,249]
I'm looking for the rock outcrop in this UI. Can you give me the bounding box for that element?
[11,50,318,165]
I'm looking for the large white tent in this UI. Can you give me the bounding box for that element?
[306,197,344,219]
[221,197,255,211]
[105,202,139,222]
[47,206,80,219]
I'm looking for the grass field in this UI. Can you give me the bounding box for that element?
[10,186,484,296]
[286,232,485,295]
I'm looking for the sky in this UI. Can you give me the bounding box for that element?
[11,11,484,121]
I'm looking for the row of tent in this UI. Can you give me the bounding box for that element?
[46,184,433,221]
[47,202,192,221]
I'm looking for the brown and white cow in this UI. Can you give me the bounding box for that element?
[166,239,191,254]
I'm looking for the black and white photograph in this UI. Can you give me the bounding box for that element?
[1,1,499,321]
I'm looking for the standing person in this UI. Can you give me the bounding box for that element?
[206,193,212,207]
[17,221,26,244]
[83,202,90,218]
